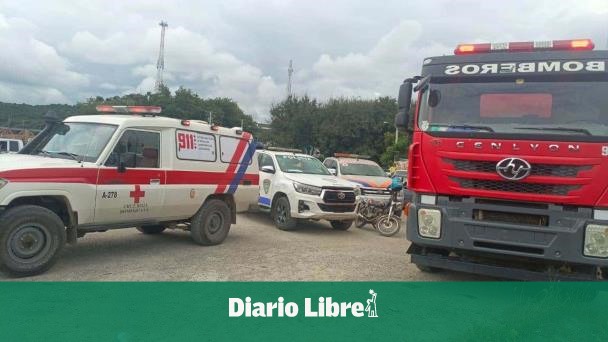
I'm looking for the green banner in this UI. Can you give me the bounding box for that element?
[1,282,607,341]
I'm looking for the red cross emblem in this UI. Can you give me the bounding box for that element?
[129,185,146,204]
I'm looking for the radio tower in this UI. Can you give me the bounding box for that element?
[286,59,294,97]
[155,21,168,93]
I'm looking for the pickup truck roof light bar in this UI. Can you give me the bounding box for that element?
[454,39,594,55]
[334,153,371,159]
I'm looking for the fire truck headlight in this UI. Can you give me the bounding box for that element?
[0,178,7,189]
[584,224,608,258]
[293,182,322,196]
[418,208,441,239]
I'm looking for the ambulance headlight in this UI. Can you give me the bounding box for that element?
[293,182,322,196]
[0,178,7,189]
[418,208,441,239]
[584,224,608,258]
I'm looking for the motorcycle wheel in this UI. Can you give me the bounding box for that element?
[375,215,401,237]
[355,217,367,228]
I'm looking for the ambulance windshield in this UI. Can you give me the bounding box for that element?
[38,123,117,162]
[418,79,608,137]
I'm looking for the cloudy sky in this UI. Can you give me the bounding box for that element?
[0,0,607,120]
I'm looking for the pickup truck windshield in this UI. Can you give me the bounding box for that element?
[418,79,608,138]
[340,162,385,177]
[38,123,117,162]
[276,155,330,175]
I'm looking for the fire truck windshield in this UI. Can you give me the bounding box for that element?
[418,79,608,138]
[37,123,117,162]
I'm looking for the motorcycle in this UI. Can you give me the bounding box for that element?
[354,183,403,237]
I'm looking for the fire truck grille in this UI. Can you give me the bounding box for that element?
[323,190,356,204]
[453,178,580,196]
[446,159,590,177]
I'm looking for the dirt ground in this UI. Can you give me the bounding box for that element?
[1,213,490,281]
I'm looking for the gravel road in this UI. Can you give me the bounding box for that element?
[1,213,489,281]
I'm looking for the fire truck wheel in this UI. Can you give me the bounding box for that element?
[190,199,231,246]
[272,196,297,231]
[0,205,66,277]
[416,265,442,273]
[330,220,353,231]
[136,225,166,235]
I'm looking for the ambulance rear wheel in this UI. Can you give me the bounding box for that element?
[136,225,166,235]
[272,196,297,231]
[0,205,66,277]
[190,199,231,246]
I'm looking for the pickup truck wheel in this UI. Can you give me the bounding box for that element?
[0,205,66,277]
[330,220,353,231]
[136,225,166,235]
[190,199,231,245]
[272,196,297,230]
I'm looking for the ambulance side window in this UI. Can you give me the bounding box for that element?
[9,141,19,152]
[106,130,160,169]
[0,141,7,152]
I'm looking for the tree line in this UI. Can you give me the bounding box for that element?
[0,86,411,167]
[267,95,411,167]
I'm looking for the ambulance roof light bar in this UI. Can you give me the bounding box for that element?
[95,105,162,115]
[454,39,594,55]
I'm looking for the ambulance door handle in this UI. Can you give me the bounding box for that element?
[150,179,161,185]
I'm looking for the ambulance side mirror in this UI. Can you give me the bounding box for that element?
[118,160,127,173]
[328,168,337,176]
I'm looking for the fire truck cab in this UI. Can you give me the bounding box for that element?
[0,106,258,276]
[395,39,608,280]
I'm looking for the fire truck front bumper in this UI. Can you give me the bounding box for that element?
[406,196,608,280]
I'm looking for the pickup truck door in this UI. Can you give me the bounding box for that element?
[257,153,276,208]
[94,129,166,224]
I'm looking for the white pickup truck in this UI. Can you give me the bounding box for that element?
[255,148,358,231]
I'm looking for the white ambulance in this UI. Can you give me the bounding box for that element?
[256,148,358,231]
[0,106,258,276]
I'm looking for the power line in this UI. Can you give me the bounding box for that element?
[155,21,168,93]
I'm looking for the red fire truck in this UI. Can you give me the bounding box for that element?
[395,39,608,280]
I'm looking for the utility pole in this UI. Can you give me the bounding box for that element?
[208,111,213,124]
[155,21,168,93]
[286,60,294,98]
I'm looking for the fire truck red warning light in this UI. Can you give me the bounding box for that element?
[454,39,595,55]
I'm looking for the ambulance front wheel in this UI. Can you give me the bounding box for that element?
[190,199,231,246]
[0,205,66,277]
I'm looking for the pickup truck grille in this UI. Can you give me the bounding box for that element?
[318,204,356,213]
[323,190,356,204]
[446,159,590,177]
[453,178,579,196]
